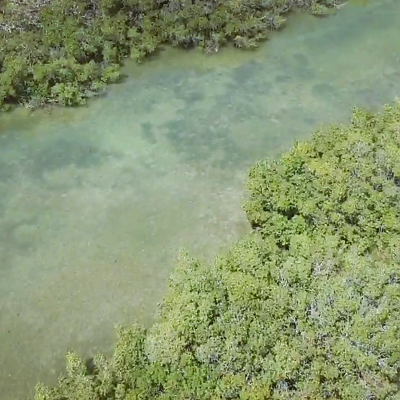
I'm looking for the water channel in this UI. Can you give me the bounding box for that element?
[0,0,399,398]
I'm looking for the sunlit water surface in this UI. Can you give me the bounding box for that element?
[0,0,399,398]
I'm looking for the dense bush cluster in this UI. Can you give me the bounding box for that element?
[0,0,342,109]
[244,103,400,252]
[33,103,400,400]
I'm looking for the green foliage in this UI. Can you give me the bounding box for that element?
[32,103,400,399]
[0,0,341,109]
[244,103,400,252]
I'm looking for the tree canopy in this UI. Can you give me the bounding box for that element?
[0,0,342,110]
[33,103,400,400]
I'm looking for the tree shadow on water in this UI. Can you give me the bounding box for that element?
[0,215,41,270]
[226,61,274,98]
[140,122,157,145]
[162,111,246,170]
[173,86,205,104]
[25,136,120,181]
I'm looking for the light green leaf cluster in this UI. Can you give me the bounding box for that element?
[245,104,400,252]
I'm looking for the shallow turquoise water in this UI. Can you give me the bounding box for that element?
[0,0,399,398]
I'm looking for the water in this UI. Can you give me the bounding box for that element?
[0,0,399,398]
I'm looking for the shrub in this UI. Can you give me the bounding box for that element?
[33,103,400,399]
[244,103,400,252]
[0,0,341,109]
